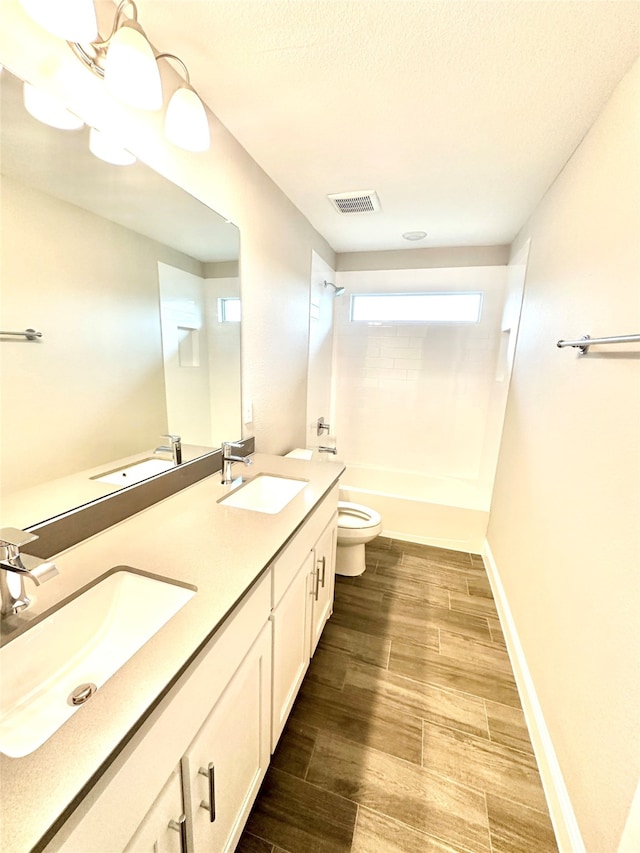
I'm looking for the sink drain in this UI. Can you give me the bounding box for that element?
[68,682,97,706]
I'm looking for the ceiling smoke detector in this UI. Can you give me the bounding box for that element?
[327,190,381,214]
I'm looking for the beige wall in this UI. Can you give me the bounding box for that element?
[337,244,509,271]
[0,0,335,461]
[487,59,640,852]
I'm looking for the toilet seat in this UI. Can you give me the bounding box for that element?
[338,501,381,529]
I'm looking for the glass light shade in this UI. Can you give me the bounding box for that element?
[104,20,163,111]
[89,127,136,166]
[165,85,210,151]
[23,82,84,130]
[19,0,98,43]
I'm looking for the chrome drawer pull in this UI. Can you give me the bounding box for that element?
[168,814,187,853]
[199,763,216,822]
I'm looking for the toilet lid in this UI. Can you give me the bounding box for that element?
[338,501,382,529]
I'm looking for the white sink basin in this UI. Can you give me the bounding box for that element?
[0,569,195,757]
[219,474,307,514]
[92,457,174,486]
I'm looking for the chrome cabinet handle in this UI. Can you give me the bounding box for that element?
[168,814,187,853]
[318,555,326,588]
[314,565,321,601]
[199,763,216,822]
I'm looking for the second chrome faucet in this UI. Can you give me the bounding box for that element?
[154,434,182,465]
[221,441,253,484]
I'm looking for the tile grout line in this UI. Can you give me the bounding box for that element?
[483,790,495,853]
[313,726,493,800]
[351,803,360,851]
[481,697,491,740]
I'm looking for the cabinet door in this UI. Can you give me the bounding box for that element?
[309,517,337,656]
[271,549,314,750]
[182,622,271,853]
[123,767,185,853]
[309,519,338,656]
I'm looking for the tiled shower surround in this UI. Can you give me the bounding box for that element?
[331,267,508,498]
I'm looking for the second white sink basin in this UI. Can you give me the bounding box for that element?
[0,568,195,757]
[92,457,174,486]
[219,474,307,514]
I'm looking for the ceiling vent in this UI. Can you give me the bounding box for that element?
[327,190,381,214]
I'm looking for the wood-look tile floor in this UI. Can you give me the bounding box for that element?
[237,538,558,853]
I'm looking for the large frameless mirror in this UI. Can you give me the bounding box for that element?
[0,67,241,530]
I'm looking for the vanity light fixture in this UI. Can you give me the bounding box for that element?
[70,1,162,111]
[160,55,210,152]
[23,82,84,130]
[19,0,98,43]
[102,12,162,110]
[88,126,136,166]
[21,0,210,151]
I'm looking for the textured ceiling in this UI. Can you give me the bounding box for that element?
[134,0,640,252]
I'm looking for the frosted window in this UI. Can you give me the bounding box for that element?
[350,292,482,323]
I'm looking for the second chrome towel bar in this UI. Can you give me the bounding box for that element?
[557,333,640,354]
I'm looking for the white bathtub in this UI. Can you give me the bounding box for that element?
[338,465,489,553]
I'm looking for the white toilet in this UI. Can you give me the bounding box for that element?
[336,501,383,577]
[282,450,382,577]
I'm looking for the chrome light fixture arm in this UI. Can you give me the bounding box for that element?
[68,0,140,76]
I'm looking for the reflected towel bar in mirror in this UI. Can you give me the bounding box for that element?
[0,329,43,341]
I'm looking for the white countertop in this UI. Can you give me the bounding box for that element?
[0,453,344,853]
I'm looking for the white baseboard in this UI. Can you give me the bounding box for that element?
[381,527,481,553]
[482,540,586,853]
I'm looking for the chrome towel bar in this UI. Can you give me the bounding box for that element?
[557,333,640,354]
[0,328,43,341]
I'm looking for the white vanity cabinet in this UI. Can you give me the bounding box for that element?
[270,486,338,750]
[42,481,340,853]
[49,572,272,853]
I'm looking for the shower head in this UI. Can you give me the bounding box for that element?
[324,280,345,296]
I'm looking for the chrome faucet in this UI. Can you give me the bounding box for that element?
[0,528,59,617]
[221,441,253,484]
[318,445,338,455]
[154,433,182,465]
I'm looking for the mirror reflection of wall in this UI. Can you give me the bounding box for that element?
[0,67,241,526]
[1,174,171,493]
[158,262,241,448]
